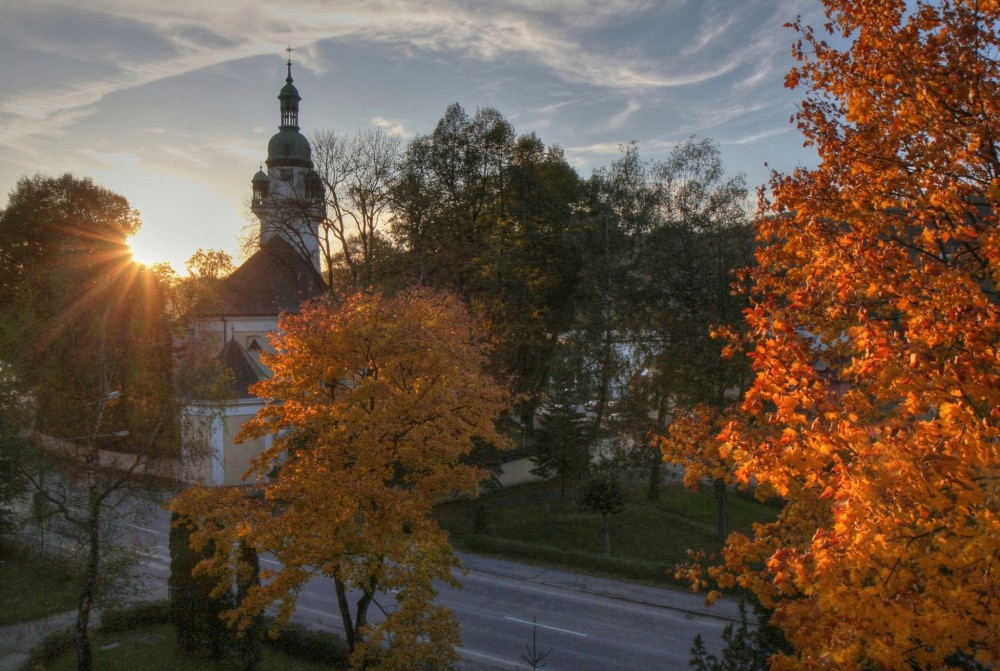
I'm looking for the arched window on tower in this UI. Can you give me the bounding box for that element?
[305,171,324,202]
[281,100,297,128]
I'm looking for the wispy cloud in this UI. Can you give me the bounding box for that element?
[722,126,792,146]
[371,117,413,137]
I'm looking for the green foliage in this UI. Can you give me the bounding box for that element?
[638,138,753,413]
[391,104,585,431]
[580,463,625,519]
[260,621,350,666]
[0,174,177,450]
[233,540,263,671]
[531,395,591,498]
[27,622,340,671]
[436,479,779,579]
[168,513,236,661]
[0,383,28,541]
[0,541,79,624]
[98,600,171,633]
[689,601,791,671]
[22,627,76,670]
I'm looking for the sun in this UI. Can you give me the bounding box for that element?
[126,230,170,269]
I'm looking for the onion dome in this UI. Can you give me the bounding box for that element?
[251,165,270,207]
[266,59,313,169]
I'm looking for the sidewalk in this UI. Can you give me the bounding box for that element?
[0,610,77,671]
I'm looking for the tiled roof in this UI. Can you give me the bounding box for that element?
[206,236,326,317]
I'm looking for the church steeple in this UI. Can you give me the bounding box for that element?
[278,56,300,130]
[253,50,323,273]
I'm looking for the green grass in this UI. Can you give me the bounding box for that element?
[0,541,80,625]
[36,623,339,671]
[435,479,780,585]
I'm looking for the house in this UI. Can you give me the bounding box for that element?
[181,58,325,486]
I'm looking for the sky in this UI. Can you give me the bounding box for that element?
[0,0,827,273]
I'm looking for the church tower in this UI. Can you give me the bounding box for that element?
[250,57,324,271]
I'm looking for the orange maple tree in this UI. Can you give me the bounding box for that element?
[689,2,1000,669]
[171,288,510,670]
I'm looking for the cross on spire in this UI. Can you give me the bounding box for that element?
[285,45,294,83]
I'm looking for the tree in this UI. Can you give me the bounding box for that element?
[168,512,234,660]
[0,174,177,671]
[391,104,514,294]
[391,105,585,433]
[171,288,510,670]
[688,600,791,671]
[311,128,402,292]
[579,460,625,556]
[691,2,1000,668]
[532,401,589,498]
[576,143,660,441]
[152,249,235,320]
[478,135,585,433]
[639,138,752,530]
[0,374,28,542]
[531,367,592,498]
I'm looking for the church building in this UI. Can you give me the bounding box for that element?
[181,58,326,486]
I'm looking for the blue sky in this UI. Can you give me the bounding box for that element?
[0,0,825,272]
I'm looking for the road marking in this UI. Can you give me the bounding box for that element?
[124,523,161,535]
[260,557,282,566]
[503,616,588,638]
[457,646,531,670]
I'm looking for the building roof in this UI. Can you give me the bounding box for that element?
[218,337,269,399]
[209,236,325,317]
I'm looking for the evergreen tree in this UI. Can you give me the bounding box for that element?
[168,512,233,660]
[531,372,591,499]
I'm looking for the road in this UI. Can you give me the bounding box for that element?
[123,497,743,671]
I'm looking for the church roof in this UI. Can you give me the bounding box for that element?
[218,337,269,399]
[211,236,325,317]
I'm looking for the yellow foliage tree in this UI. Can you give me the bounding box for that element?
[171,288,510,670]
[693,2,1000,669]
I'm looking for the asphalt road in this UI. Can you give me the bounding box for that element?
[124,497,743,671]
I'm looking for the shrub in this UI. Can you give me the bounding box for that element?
[20,627,74,670]
[99,600,170,633]
[262,620,350,666]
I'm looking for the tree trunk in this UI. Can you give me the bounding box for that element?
[590,327,615,443]
[648,391,670,501]
[647,457,661,501]
[713,477,729,541]
[334,576,357,652]
[602,515,611,556]
[76,501,100,671]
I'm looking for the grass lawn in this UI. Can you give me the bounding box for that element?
[435,478,780,585]
[39,624,338,671]
[0,541,80,625]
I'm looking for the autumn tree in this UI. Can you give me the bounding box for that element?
[691,2,1000,668]
[0,174,177,671]
[170,288,510,670]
